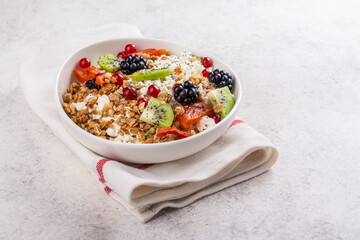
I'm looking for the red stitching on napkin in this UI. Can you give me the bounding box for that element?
[135,164,154,170]
[229,119,244,128]
[104,186,112,194]
[96,159,110,183]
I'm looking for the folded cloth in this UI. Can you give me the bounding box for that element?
[19,23,278,222]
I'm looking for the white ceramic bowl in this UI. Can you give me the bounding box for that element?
[55,38,242,164]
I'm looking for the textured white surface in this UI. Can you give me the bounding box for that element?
[1,0,360,239]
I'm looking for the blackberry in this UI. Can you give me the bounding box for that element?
[173,81,199,106]
[120,55,147,75]
[85,79,100,90]
[207,69,234,91]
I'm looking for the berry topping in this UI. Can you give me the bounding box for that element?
[202,57,212,68]
[85,79,100,90]
[148,85,160,98]
[113,73,124,86]
[212,114,221,124]
[207,69,234,91]
[79,58,91,68]
[202,69,210,77]
[117,51,128,59]
[123,87,137,100]
[125,44,137,54]
[137,98,148,107]
[120,55,148,75]
[173,81,199,106]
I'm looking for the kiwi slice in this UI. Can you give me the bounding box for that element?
[207,86,235,119]
[97,54,121,73]
[140,97,174,128]
[131,68,171,81]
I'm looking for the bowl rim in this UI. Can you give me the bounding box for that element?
[55,37,242,148]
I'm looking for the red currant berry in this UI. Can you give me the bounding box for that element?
[79,58,91,68]
[148,85,160,98]
[202,57,212,68]
[123,87,137,100]
[124,44,137,54]
[202,69,210,77]
[137,98,148,107]
[212,114,221,124]
[113,73,124,86]
[117,51,128,59]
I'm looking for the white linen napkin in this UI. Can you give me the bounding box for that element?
[19,23,278,222]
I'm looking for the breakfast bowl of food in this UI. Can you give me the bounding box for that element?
[55,38,242,163]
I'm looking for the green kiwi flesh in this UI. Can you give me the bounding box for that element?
[131,68,171,81]
[97,54,121,73]
[207,86,235,119]
[140,97,174,128]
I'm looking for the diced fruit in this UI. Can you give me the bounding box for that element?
[134,48,155,55]
[97,54,121,73]
[120,55,148,75]
[87,67,102,76]
[202,57,212,68]
[173,81,199,106]
[179,103,214,129]
[212,114,221,124]
[140,97,174,128]
[137,98,148,107]
[73,67,101,83]
[113,73,124,86]
[134,48,167,57]
[156,127,193,139]
[151,49,167,56]
[202,69,209,77]
[131,68,170,81]
[123,87,137,100]
[117,51,128,59]
[207,86,235,119]
[73,68,91,83]
[125,44,137,54]
[79,58,91,68]
[95,73,106,87]
[148,85,160,98]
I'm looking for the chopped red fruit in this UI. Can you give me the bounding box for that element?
[117,51,128,59]
[148,85,160,98]
[156,127,193,139]
[123,87,137,100]
[212,114,221,124]
[79,58,91,68]
[125,44,137,54]
[137,98,148,107]
[73,67,101,83]
[150,49,167,56]
[202,57,212,68]
[202,69,210,77]
[113,73,124,86]
[86,67,101,76]
[133,48,167,57]
[95,73,106,87]
[179,103,214,129]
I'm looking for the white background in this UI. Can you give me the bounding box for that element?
[1,0,360,239]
